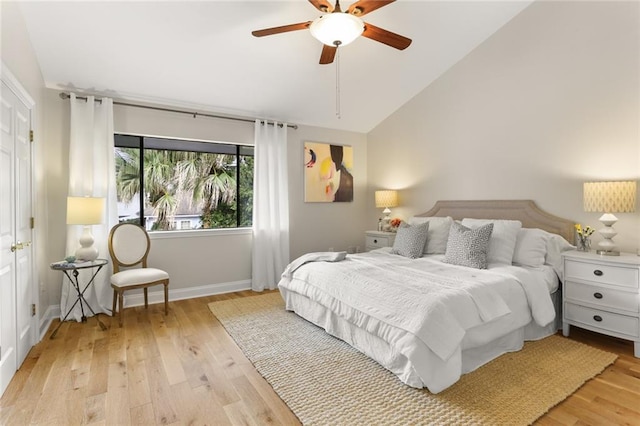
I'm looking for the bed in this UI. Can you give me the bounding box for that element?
[278,200,575,393]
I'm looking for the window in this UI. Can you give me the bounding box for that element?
[114,134,253,231]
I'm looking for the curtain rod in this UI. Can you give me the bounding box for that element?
[58,92,298,129]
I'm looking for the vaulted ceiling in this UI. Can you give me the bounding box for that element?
[18,1,532,133]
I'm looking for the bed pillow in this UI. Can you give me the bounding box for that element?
[461,218,522,265]
[391,222,429,259]
[444,222,494,269]
[408,216,454,254]
[545,233,575,280]
[513,228,550,267]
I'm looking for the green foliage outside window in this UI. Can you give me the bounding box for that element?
[239,155,254,227]
[115,136,253,231]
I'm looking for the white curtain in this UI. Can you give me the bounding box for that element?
[60,94,118,321]
[251,120,290,291]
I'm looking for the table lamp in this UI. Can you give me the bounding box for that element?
[375,190,398,231]
[583,181,637,256]
[67,196,105,261]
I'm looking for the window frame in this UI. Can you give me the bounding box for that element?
[114,133,253,232]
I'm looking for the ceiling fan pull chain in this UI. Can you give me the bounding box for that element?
[335,48,341,119]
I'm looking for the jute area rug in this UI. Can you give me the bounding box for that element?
[208,293,616,425]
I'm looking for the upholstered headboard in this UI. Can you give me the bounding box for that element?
[416,200,575,243]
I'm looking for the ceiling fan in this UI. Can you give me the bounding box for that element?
[251,0,412,65]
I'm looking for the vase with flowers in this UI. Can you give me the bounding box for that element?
[389,218,403,232]
[575,224,594,252]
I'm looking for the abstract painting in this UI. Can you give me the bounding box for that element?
[304,141,353,202]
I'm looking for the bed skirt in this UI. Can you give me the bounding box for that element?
[279,287,561,393]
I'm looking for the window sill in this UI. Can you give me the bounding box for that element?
[148,227,252,240]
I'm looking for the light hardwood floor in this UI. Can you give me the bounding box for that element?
[1,290,639,425]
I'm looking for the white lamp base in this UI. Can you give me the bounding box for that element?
[75,225,99,261]
[381,207,392,232]
[596,213,620,256]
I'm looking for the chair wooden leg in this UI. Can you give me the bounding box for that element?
[112,289,117,316]
[118,290,124,328]
[144,287,148,309]
[164,283,169,315]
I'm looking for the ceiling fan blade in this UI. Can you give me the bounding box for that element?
[362,22,411,50]
[308,0,334,13]
[319,45,337,64]
[252,22,312,37]
[348,0,395,17]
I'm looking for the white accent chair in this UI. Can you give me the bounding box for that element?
[108,223,169,327]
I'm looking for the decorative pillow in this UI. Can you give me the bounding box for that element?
[444,222,494,269]
[391,222,429,259]
[408,216,454,254]
[461,218,522,265]
[513,228,549,267]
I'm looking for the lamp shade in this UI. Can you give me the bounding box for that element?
[583,181,637,213]
[375,190,398,209]
[67,196,105,225]
[309,13,364,47]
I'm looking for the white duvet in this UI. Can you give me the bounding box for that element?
[278,248,556,393]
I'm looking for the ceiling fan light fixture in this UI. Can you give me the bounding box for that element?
[309,13,364,47]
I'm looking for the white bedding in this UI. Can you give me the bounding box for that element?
[278,248,558,393]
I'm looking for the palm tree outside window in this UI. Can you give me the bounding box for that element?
[114,134,253,231]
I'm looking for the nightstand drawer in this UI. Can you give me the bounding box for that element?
[565,260,639,289]
[366,235,392,249]
[565,302,639,337]
[565,281,639,313]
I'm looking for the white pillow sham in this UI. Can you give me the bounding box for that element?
[511,227,574,277]
[408,216,454,255]
[461,218,522,265]
[544,233,575,280]
[513,228,549,267]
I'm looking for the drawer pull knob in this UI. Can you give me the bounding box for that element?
[593,269,603,276]
[373,239,378,244]
[593,315,603,322]
[593,292,603,299]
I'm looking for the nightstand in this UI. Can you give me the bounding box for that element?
[365,230,396,251]
[562,250,640,357]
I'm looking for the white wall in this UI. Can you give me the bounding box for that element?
[288,125,368,257]
[4,0,370,310]
[1,1,50,321]
[20,0,638,319]
[111,104,255,293]
[115,104,368,280]
[40,96,368,302]
[367,1,640,253]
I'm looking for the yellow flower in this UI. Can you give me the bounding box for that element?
[575,223,595,239]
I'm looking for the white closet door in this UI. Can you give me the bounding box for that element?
[0,78,34,397]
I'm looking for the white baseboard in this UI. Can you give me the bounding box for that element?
[121,279,252,308]
[39,304,60,340]
[39,279,252,337]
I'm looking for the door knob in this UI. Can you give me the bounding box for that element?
[10,242,24,252]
